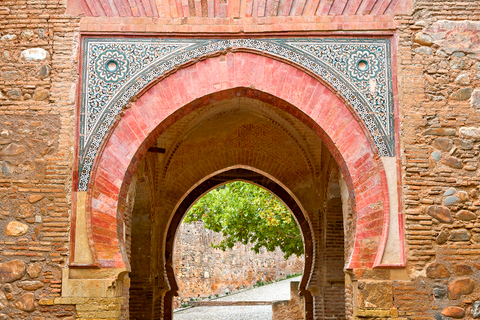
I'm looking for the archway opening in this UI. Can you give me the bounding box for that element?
[118,93,356,319]
[172,180,305,317]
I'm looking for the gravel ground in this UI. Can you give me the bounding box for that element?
[173,305,273,320]
[174,276,302,320]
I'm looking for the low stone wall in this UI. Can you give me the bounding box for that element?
[173,221,304,308]
[272,281,305,320]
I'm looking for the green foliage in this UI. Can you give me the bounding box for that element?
[183,181,304,259]
[255,280,266,287]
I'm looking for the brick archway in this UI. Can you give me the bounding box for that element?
[82,51,389,270]
[163,167,315,320]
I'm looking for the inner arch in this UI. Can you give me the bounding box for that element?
[164,169,315,320]
[123,94,356,319]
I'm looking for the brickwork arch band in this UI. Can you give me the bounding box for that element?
[81,51,390,271]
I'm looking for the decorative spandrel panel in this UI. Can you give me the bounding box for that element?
[78,38,395,191]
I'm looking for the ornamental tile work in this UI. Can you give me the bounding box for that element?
[78,38,394,190]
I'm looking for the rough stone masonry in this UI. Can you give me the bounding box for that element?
[1,0,480,319]
[172,220,304,309]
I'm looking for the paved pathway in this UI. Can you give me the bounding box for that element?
[173,305,273,320]
[173,276,302,320]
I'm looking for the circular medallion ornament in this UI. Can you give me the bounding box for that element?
[347,50,380,81]
[96,50,128,82]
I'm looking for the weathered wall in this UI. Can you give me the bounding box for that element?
[390,2,480,318]
[0,0,79,317]
[345,5,480,316]
[172,220,304,307]
[2,0,480,318]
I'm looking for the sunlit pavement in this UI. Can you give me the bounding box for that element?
[173,305,272,320]
[173,276,302,320]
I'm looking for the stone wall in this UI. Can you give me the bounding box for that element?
[0,0,79,317]
[173,221,304,308]
[3,0,480,318]
[390,1,480,318]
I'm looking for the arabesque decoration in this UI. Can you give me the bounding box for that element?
[78,38,394,191]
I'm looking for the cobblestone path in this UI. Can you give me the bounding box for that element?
[173,276,301,320]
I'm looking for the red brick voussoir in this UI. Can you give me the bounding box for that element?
[86,51,388,269]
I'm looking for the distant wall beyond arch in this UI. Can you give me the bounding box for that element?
[172,219,305,308]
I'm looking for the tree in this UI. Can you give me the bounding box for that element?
[183,181,304,259]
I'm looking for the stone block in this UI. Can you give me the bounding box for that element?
[442,306,465,318]
[27,263,42,279]
[0,291,8,310]
[14,203,35,219]
[0,292,6,310]
[18,281,44,291]
[436,231,448,244]
[433,285,447,299]
[460,127,480,138]
[21,30,34,40]
[457,191,468,201]
[448,229,471,242]
[454,73,470,85]
[456,210,476,221]
[425,20,480,58]
[39,65,50,78]
[0,34,16,41]
[450,59,467,70]
[358,281,393,309]
[15,293,35,312]
[427,206,453,223]
[38,298,54,306]
[0,143,26,156]
[414,32,433,46]
[448,278,475,299]
[471,89,480,108]
[5,221,28,236]
[443,157,463,169]
[355,308,394,317]
[444,188,456,196]
[453,138,473,150]
[415,47,433,55]
[1,71,20,81]
[473,301,480,318]
[28,195,44,203]
[0,260,26,283]
[6,89,22,100]
[423,128,456,136]
[453,264,474,276]
[433,138,453,151]
[431,151,441,161]
[444,195,460,205]
[451,87,474,100]
[20,48,48,61]
[33,88,49,101]
[426,262,450,279]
